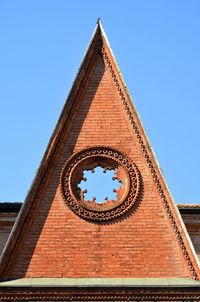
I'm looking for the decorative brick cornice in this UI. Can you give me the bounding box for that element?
[0,287,200,301]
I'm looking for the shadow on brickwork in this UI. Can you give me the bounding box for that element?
[3,52,106,280]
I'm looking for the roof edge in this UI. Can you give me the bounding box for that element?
[0,278,200,288]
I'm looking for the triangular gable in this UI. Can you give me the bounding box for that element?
[0,20,199,280]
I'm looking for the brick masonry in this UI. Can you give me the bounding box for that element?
[0,24,199,280]
[1,204,199,260]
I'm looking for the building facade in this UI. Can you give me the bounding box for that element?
[0,21,200,301]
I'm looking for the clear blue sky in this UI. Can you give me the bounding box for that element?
[0,0,200,203]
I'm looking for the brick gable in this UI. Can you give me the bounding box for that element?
[0,21,199,280]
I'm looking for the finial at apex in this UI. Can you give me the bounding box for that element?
[97,18,101,25]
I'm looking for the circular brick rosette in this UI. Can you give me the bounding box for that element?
[61,147,141,222]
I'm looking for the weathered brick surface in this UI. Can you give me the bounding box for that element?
[7,50,191,279]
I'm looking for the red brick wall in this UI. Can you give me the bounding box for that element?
[181,213,200,260]
[7,52,190,279]
[0,213,17,255]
